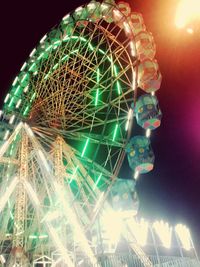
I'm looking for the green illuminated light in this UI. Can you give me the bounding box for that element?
[93,173,102,190]
[14,85,21,96]
[23,106,29,116]
[116,80,121,95]
[30,92,36,102]
[10,145,14,156]
[97,68,100,83]
[99,49,105,55]
[81,138,90,157]
[8,97,14,107]
[45,45,52,52]
[61,55,69,61]
[53,63,59,70]
[88,43,94,51]
[44,73,50,80]
[37,53,44,60]
[95,89,99,106]
[112,124,118,141]
[80,37,87,42]
[28,63,36,72]
[54,40,62,45]
[21,73,28,83]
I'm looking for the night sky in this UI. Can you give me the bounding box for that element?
[1,0,200,251]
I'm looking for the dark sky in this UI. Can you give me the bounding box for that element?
[1,0,200,251]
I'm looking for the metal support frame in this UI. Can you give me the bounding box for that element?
[12,130,28,265]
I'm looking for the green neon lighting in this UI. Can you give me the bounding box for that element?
[21,73,28,83]
[45,45,52,52]
[95,89,99,106]
[112,124,118,141]
[4,30,123,117]
[53,63,59,70]
[8,97,14,107]
[23,106,29,116]
[14,85,21,96]
[80,37,87,42]
[99,48,105,55]
[93,173,102,190]
[44,73,49,80]
[61,55,68,61]
[97,68,100,83]
[28,63,36,72]
[29,234,48,239]
[116,80,121,95]
[114,65,121,95]
[37,53,44,60]
[81,138,90,157]
[88,43,94,51]
[10,145,14,156]
[30,92,36,102]
[8,200,14,219]
[54,40,62,45]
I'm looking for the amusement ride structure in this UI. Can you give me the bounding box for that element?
[0,0,199,266]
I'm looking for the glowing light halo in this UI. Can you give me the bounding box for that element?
[175,224,192,250]
[175,0,200,29]
[153,220,172,248]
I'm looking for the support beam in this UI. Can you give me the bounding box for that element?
[12,130,28,265]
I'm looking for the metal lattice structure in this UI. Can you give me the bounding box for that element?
[0,0,166,266]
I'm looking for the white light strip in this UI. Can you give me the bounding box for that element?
[93,192,104,213]
[153,221,172,248]
[16,99,22,108]
[130,41,136,57]
[134,171,139,180]
[0,176,18,212]
[54,182,97,265]
[9,114,15,125]
[175,224,192,250]
[0,255,5,264]
[12,77,18,86]
[24,124,34,137]
[38,149,50,171]
[20,62,27,71]
[47,224,75,267]
[146,129,151,138]
[62,14,70,21]
[125,109,133,131]
[40,34,47,43]
[3,130,10,141]
[29,48,36,57]
[24,181,40,206]
[127,218,149,246]
[23,85,29,93]
[75,6,83,12]
[4,94,10,103]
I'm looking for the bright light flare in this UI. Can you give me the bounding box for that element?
[175,224,192,250]
[175,0,200,28]
[153,220,172,248]
[100,210,123,250]
[127,218,148,246]
[134,171,139,180]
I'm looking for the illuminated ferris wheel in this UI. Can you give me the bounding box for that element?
[0,0,163,266]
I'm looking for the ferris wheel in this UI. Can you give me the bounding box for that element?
[0,0,162,266]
